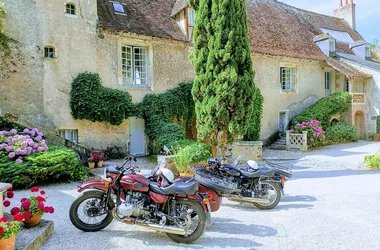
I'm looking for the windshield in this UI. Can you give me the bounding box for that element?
[232,155,241,167]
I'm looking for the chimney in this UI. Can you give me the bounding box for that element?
[334,0,356,30]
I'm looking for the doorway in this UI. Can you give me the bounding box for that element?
[129,117,146,155]
[279,112,287,133]
[354,111,365,139]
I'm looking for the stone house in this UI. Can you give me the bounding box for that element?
[1,0,379,154]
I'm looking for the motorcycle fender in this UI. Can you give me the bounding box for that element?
[77,179,110,193]
[176,193,209,213]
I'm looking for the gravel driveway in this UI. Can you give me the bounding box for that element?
[8,141,380,250]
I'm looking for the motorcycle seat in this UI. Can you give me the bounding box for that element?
[240,168,275,178]
[149,181,198,195]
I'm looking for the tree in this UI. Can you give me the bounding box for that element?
[190,0,260,155]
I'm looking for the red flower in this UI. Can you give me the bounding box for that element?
[6,191,14,198]
[21,200,31,210]
[40,190,46,195]
[30,186,39,192]
[48,206,54,213]
[0,217,8,223]
[36,196,45,203]
[37,203,44,210]
[23,211,32,220]
[3,200,10,207]
[8,186,13,191]
[10,207,21,215]
[21,198,27,202]
[0,227,4,235]
[13,213,24,221]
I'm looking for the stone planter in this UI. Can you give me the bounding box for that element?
[97,160,104,168]
[88,162,95,169]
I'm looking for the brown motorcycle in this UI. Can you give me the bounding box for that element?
[69,155,209,244]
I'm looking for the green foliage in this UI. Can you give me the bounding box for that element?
[173,142,211,173]
[166,139,194,153]
[364,153,380,170]
[154,123,185,152]
[325,122,357,142]
[70,72,135,126]
[103,145,127,160]
[292,92,352,129]
[0,146,89,189]
[138,82,195,152]
[377,116,380,134]
[0,220,21,240]
[191,0,259,147]
[245,88,263,141]
[0,116,26,131]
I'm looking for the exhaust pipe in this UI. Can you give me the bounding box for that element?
[112,208,186,235]
[137,222,186,235]
[228,196,270,204]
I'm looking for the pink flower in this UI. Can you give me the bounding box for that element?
[48,207,54,213]
[21,198,27,202]
[22,200,31,210]
[5,146,12,152]
[10,207,20,215]
[15,159,23,164]
[23,128,30,133]
[40,190,46,195]
[37,203,44,210]
[8,152,15,158]
[10,129,17,135]
[31,186,39,192]
[290,129,294,133]
[310,138,314,142]
[6,191,14,198]
[23,211,32,220]
[322,135,326,139]
[3,200,10,207]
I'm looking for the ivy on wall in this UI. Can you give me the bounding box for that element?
[70,73,135,126]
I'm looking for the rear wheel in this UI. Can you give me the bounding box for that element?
[166,200,206,244]
[69,191,115,232]
[252,180,281,210]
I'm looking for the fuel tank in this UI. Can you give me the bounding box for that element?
[220,164,241,177]
[120,174,150,192]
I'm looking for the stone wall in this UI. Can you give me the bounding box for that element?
[231,141,263,162]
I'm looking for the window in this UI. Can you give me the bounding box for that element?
[325,72,332,90]
[44,46,55,58]
[329,39,336,57]
[66,3,75,15]
[280,67,297,92]
[113,2,125,14]
[365,46,371,58]
[121,46,148,85]
[345,80,350,92]
[188,8,196,26]
[60,129,78,143]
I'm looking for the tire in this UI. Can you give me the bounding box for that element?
[69,190,115,232]
[195,171,236,194]
[166,200,206,244]
[252,180,281,210]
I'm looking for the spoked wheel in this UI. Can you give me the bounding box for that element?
[252,180,281,210]
[166,200,206,244]
[69,191,115,232]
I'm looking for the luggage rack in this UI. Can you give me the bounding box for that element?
[262,160,293,178]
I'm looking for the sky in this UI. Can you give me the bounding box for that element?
[280,0,380,44]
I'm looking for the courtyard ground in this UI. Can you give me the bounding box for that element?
[9,141,380,250]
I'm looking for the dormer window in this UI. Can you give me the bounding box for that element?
[329,38,336,57]
[365,46,371,59]
[113,2,125,15]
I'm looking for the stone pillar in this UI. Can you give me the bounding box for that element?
[286,130,290,150]
[0,183,12,217]
[301,131,308,151]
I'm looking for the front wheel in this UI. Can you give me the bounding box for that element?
[69,190,115,232]
[166,200,206,244]
[252,180,281,210]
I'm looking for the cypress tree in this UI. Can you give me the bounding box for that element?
[191,0,260,154]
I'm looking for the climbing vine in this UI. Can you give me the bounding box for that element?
[70,72,135,126]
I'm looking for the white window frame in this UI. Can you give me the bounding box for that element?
[188,8,196,26]
[325,72,332,90]
[329,39,336,52]
[65,3,76,15]
[280,67,297,93]
[365,46,371,58]
[59,129,78,143]
[121,45,149,86]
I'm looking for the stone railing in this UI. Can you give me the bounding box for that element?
[286,131,308,151]
[351,93,366,104]
[0,182,12,217]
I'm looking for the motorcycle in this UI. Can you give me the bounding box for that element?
[194,154,283,210]
[69,155,208,244]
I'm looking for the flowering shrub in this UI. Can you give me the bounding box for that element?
[10,186,54,220]
[291,120,326,146]
[2,186,14,208]
[88,152,104,163]
[0,217,22,240]
[0,128,48,164]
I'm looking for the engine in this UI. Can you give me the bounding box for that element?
[116,192,151,218]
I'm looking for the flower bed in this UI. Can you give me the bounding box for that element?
[290,120,326,147]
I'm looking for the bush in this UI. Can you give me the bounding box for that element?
[364,153,380,170]
[244,88,263,141]
[172,142,212,173]
[0,146,89,189]
[165,139,194,153]
[377,116,380,134]
[154,124,185,152]
[292,92,352,129]
[103,146,127,160]
[325,122,357,142]
[290,120,326,147]
[0,116,26,131]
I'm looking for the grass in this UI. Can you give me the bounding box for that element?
[364,153,380,170]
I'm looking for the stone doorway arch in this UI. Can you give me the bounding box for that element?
[354,111,365,139]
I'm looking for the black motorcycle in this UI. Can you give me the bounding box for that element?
[194,155,283,210]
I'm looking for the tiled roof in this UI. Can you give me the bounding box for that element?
[325,57,372,79]
[171,0,188,17]
[336,43,354,55]
[246,0,363,61]
[97,0,188,41]
[337,52,380,73]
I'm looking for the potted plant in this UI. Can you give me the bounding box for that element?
[96,152,105,167]
[373,134,380,141]
[0,216,22,250]
[87,154,97,168]
[10,186,54,227]
[173,142,212,176]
